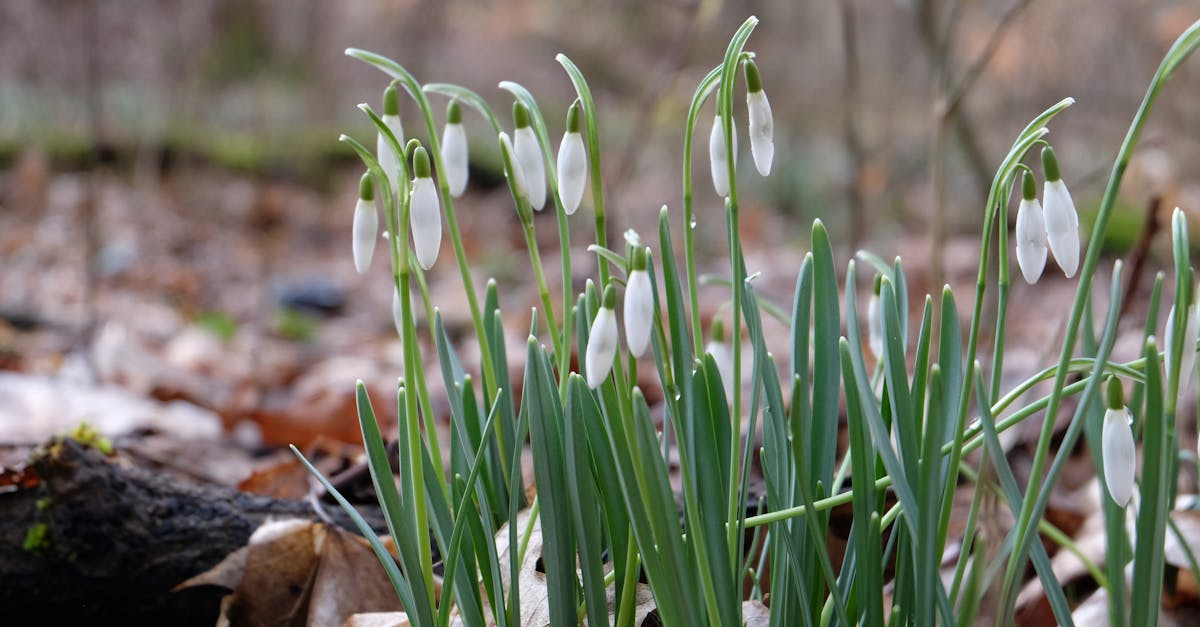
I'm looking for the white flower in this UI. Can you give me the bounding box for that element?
[377,85,405,193]
[586,287,619,389]
[1041,146,1079,278]
[513,103,546,210]
[1165,303,1199,388]
[745,60,773,176]
[709,114,738,197]
[498,132,528,201]
[441,100,469,197]
[557,102,587,215]
[867,289,883,359]
[409,147,442,270]
[1015,172,1048,284]
[1101,405,1135,507]
[623,249,653,357]
[352,173,378,274]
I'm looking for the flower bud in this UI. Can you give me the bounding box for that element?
[352,173,378,274]
[441,100,469,197]
[624,247,653,357]
[1101,377,1135,507]
[557,101,587,215]
[706,319,735,400]
[1165,301,1199,388]
[867,276,883,359]
[586,285,619,388]
[708,112,738,197]
[409,146,442,270]
[1041,146,1079,278]
[378,85,405,193]
[498,132,528,201]
[513,102,546,210]
[1015,171,1048,284]
[744,60,774,176]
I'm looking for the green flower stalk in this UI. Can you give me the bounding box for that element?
[556,101,587,215]
[1101,376,1135,507]
[440,101,469,197]
[744,59,773,176]
[353,172,378,273]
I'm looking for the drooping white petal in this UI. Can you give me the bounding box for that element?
[1043,179,1080,278]
[409,177,442,270]
[557,132,587,215]
[586,308,618,389]
[706,340,735,401]
[441,122,469,197]
[1101,407,1135,507]
[377,114,405,191]
[499,132,528,200]
[624,270,654,357]
[1165,304,1199,388]
[747,90,774,176]
[352,198,378,273]
[708,115,738,197]
[1015,197,1048,284]
[392,287,404,338]
[867,294,883,359]
[514,127,546,210]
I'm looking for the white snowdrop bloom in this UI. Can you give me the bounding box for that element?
[409,147,442,270]
[498,132,528,201]
[1041,146,1080,278]
[744,60,774,176]
[513,102,546,210]
[1165,302,1199,388]
[1101,377,1135,508]
[1015,171,1048,284]
[352,173,378,274]
[392,286,404,338]
[709,113,738,197]
[377,84,405,193]
[557,101,587,215]
[706,319,735,400]
[586,286,619,389]
[623,248,654,357]
[867,278,883,359]
[441,100,469,197]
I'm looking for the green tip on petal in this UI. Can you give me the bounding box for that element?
[1022,170,1037,201]
[383,84,400,116]
[447,100,462,124]
[1105,375,1124,410]
[413,146,431,178]
[601,284,617,309]
[872,274,882,295]
[359,172,374,200]
[566,101,581,134]
[744,59,763,93]
[711,318,726,343]
[1041,145,1061,182]
[630,246,648,271]
[513,102,531,129]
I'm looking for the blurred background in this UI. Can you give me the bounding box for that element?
[0,0,1197,458]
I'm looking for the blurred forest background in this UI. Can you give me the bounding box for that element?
[0,0,1198,452]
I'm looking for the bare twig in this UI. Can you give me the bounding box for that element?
[1119,195,1163,320]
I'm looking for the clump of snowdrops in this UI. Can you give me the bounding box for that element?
[293,16,1200,627]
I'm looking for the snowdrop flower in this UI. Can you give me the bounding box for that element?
[706,319,735,401]
[441,100,469,197]
[1015,170,1048,284]
[744,60,774,176]
[586,285,619,389]
[1101,377,1135,508]
[624,247,653,357]
[513,102,546,210]
[1041,146,1080,278]
[708,111,738,197]
[498,132,528,201]
[409,146,442,270]
[1165,298,1199,388]
[556,101,587,215]
[377,84,405,194]
[867,276,883,359]
[352,173,378,274]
